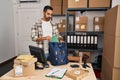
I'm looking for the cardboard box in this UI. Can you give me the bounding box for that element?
[62,5,67,15]
[66,69,89,80]
[93,16,104,31]
[62,0,75,15]
[89,0,111,8]
[50,0,62,15]
[63,5,75,15]
[50,0,61,6]
[73,52,90,62]
[93,17,104,25]
[14,58,37,66]
[58,24,66,32]
[68,0,87,8]
[14,63,35,77]
[51,6,61,15]
[51,0,75,15]
[62,0,68,14]
[75,16,88,31]
[58,19,71,32]
[93,24,104,31]
[14,55,37,76]
[103,35,120,68]
[76,16,88,24]
[101,56,120,80]
[104,5,120,37]
[68,56,80,62]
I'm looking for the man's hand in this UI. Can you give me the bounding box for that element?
[35,36,51,42]
[36,37,46,42]
[46,36,51,41]
[36,37,43,42]
[58,37,64,43]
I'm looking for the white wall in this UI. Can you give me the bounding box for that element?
[13,0,51,55]
[0,0,15,63]
[112,0,120,7]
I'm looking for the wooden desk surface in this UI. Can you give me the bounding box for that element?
[0,62,96,80]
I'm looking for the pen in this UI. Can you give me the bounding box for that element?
[51,70,59,74]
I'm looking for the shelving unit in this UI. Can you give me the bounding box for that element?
[65,8,108,52]
[65,8,109,71]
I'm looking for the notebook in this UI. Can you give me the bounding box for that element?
[46,68,67,79]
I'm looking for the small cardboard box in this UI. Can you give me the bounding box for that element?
[75,16,88,31]
[62,0,75,15]
[63,5,75,15]
[14,55,37,77]
[93,24,104,31]
[93,17,104,31]
[89,0,110,8]
[14,63,35,77]
[50,0,61,5]
[74,52,90,62]
[76,16,88,24]
[50,0,62,15]
[66,69,89,80]
[68,0,87,8]
[58,19,71,32]
[51,6,61,15]
[93,17,104,25]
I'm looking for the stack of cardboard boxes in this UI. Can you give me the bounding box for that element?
[14,55,37,77]
[102,5,120,80]
[75,16,88,31]
[93,16,104,31]
[68,0,110,8]
[51,0,111,15]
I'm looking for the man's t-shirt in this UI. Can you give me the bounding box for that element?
[42,20,52,54]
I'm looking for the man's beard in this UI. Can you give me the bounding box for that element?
[46,17,51,21]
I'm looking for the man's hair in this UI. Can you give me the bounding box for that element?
[43,5,53,12]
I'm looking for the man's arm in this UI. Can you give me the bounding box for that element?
[31,21,52,43]
[36,36,51,42]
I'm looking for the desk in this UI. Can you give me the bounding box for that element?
[0,62,96,80]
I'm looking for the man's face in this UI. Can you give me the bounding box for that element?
[44,9,53,21]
